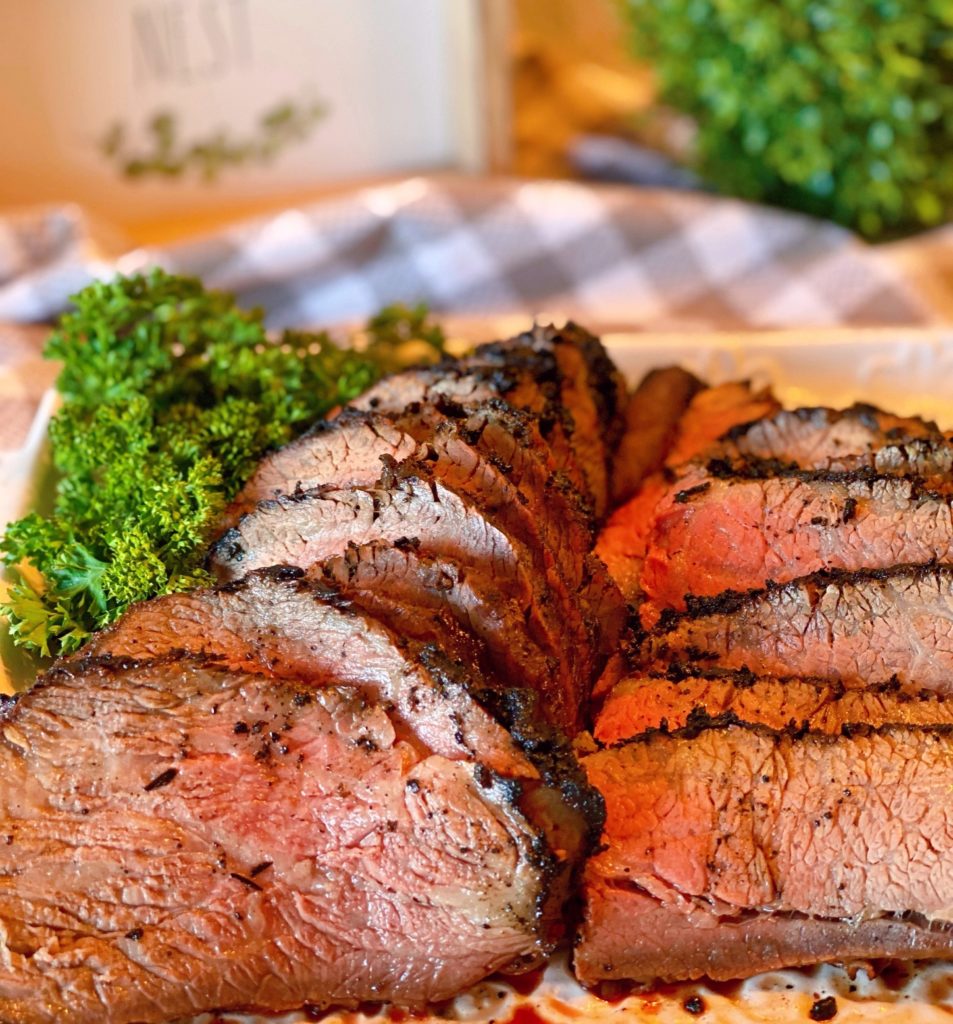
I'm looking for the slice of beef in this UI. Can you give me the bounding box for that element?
[640,470,953,618]
[206,468,590,732]
[641,565,953,690]
[0,657,592,1022]
[576,719,953,985]
[664,381,780,467]
[594,670,953,742]
[83,565,551,770]
[524,322,626,445]
[473,324,626,518]
[712,437,953,495]
[597,382,779,600]
[715,404,940,468]
[221,395,624,689]
[352,357,589,502]
[610,366,703,507]
[314,540,559,701]
[225,408,419,525]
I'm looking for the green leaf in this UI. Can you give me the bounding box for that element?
[0,270,447,659]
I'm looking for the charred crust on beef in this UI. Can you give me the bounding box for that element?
[144,768,178,791]
[674,482,711,504]
[206,528,246,569]
[475,686,605,851]
[597,706,953,751]
[0,693,19,721]
[809,996,838,1021]
[230,872,264,892]
[703,458,951,504]
[656,562,953,633]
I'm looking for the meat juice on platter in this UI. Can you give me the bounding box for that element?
[4,325,953,1023]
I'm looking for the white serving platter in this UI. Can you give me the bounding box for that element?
[4,325,953,1023]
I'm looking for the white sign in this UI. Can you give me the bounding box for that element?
[0,0,487,226]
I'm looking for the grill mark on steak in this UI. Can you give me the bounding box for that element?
[576,719,953,984]
[642,563,953,690]
[593,671,953,743]
[0,657,581,1021]
[639,469,953,619]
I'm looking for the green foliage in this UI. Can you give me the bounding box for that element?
[621,0,953,237]
[1,270,446,657]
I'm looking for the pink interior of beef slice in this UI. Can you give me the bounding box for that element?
[639,564,953,691]
[594,670,953,743]
[83,564,555,775]
[638,467,953,624]
[0,656,592,1023]
[597,381,779,600]
[601,390,953,625]
[575,718,953,985]
[205,471,593,735]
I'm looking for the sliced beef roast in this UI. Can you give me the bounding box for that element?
[84,564,565,764]
[610,366,702,507]
[641,565,953,690]
[597,382,779,598]
[0,656,594,1023]
[225,409,419,524]
[640,469,953,618]
[594,671,953,742]
[207,467,595,732]
[576,719,953,985]
[712,404,941,469]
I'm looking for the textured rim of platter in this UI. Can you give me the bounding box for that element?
[4,324,953,1023]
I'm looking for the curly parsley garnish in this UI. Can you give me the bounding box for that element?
[1,269,445,658]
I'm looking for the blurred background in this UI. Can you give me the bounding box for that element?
[0,0,952,326]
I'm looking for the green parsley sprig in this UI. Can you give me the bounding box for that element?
[1,269,445,658]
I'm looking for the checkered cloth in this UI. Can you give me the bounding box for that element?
[3,176,949,329]
[0,174,951,451]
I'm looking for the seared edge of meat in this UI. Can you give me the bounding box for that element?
[594,668,953,742]
[576,713,953,984]
[610,366,703,507]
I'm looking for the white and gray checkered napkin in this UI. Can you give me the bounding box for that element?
[3,176,951,329]
[0,174,951,451]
